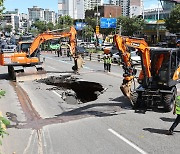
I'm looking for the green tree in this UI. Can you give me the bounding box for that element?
[31,20,47,33]
[117,16,145,36]
[165,4,180,34]
[4,25,12,33]
[82,25,94,42]
[57,15,73,29]
[0,0,5,16]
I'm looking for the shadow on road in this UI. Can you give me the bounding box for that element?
[143,128,168,135]
[55,102,128,118]
[160,117,175,122]
[0,73,10,80]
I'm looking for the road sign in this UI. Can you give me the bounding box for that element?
[100,18,117,29]
[96,26,99,34]
[75,22,86,31]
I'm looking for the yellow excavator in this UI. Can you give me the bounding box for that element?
[114,34,180,112]
[0,26,84,81]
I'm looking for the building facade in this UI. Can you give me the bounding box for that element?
[129,0,142,17]
[44,9,56,24]
[58,0,84,19]
[1,9,20,32]
[28,6,44,22]
[120,0,130,16]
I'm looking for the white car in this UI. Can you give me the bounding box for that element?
[112,52,121,63]
[1,45,17,53]
[130,51,141,64]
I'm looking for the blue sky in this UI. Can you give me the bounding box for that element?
[4,0,160,14]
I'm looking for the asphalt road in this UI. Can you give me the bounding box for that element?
[0,52,180,154]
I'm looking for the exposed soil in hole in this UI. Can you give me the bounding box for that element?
[37,75,104,103]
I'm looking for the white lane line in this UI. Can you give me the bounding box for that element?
[43,56,93,71]
[47,66,56,70]
[23,130,35,154]
[108,128,148,154]
[52,90,62,98]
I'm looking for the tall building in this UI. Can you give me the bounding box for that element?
[129,0,141,17]
[84,0,104,11]
[109,0,120,5]
[58,0,84,19]
[120,0,130,16]
[1,9,20,32]
[44,9,56,24]
[28,6,44,22]
[28,6,56,24]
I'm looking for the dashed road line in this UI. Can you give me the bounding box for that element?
[108,128,148,154]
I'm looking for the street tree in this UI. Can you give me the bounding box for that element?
[4,25,12,33]
[82,25,94,42]
[31,20,46,33]
[165,4,180,34]
[117,16,145,36]
[0,0,5,16]
[57,15,73,29]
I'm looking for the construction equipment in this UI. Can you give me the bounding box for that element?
[114,34,180,112]
[0,26,83,81]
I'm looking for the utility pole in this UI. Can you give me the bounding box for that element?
[96,0,99,51]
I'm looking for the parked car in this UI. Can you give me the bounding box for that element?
[76,46,89,56]
[1,45,17,53]
[156,42,168,47]
[130,51,141,65]
[112,52,121,63]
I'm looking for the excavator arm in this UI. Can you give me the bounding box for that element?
[114,35,152,100]
[29,26,77,57]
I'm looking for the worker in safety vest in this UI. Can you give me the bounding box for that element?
[107,55,112,72]
[103,54,108,71]
[167,96,180,135]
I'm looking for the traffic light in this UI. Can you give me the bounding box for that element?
[96,26,99,34]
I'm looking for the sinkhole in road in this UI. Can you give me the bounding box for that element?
[37,75,104,104]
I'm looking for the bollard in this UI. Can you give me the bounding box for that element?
[90,53,92,61]
[82,54,84,59]
[98,54,100,62]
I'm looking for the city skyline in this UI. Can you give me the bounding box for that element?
[4,0,162,14]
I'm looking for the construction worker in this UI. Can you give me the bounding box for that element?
[103,54,108,71]
[167,96,180,135]
[107,55,112,72]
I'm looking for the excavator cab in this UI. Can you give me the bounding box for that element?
[150,48,180,87]
[132,48,180,112]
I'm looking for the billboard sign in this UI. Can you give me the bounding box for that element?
[75,22,86,30]
[100,18,117,28]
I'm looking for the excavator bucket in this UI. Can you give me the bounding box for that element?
[9,65,47,82]
[77,55,85,69]
[120,80,132,100]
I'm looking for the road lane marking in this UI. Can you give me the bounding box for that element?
[47,66,56,70]
[23,130,35,154]
[108,128,148,154]
[43,56,93,71]
[52,90,62,98]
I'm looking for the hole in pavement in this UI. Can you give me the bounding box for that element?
[37,75,104,104]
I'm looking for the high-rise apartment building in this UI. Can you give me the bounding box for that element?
[120,0,130,16]
[44,9,56,24]
[28,6,44,22]
[28,6,56,24]
[109,0,120,6]
[129,0,142,17]
[58,0,84,19]
[84,0,104,11]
